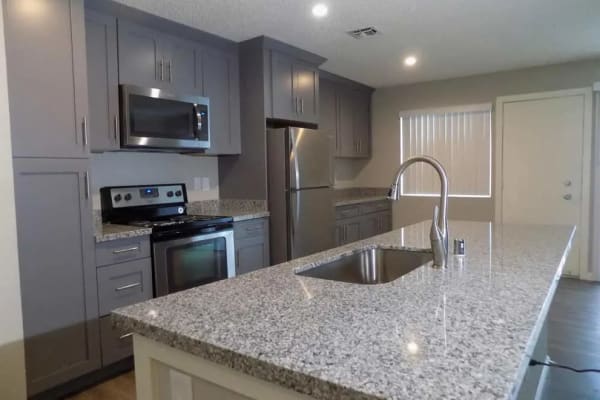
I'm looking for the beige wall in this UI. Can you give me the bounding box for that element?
[352,58,600,227]
[0,2,27,398]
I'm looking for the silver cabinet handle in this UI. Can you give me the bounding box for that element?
[84,171,90,199]
[300,98,304,114]
[167,60,172,83]
[82,116,88,147]
[158,59,164,81]
[294,97,299,114]
[112,246,140,254]
[119,332,134,340]
[563,194,572,200]
[113,115,119,141]
[115,282,141,292]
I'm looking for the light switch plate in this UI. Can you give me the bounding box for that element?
[193,177,203,191]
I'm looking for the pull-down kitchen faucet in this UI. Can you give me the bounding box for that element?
[388,156,449,267]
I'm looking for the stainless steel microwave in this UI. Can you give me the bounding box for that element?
[120,84,210,151]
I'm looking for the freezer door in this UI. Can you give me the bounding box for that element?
[289,187,335,259]
[289,128,331,190]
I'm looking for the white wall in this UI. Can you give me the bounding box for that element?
[0,2,27,398]
[90,152,220,208]
[352,58,600,227]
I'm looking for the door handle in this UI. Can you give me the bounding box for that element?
[113,115,119,141]
[563,194,572,200]
[300,98,304,114]
[158,59,164,81]
[84,171,90,199]
[112,246,140,254]
[82,117,88,148]
[119,332,134,340]
[115,282,141,292]
[167,60,172,82]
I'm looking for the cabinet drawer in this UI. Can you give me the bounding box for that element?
[97,258,153,316]
[359,200,390,215]
[99,316,132,366]
[234,218,267,241]
[336,205,360,220]
[95,236,150,267]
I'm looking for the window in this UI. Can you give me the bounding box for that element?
[399,103,492,197]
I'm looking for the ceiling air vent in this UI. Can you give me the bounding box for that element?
[347,26,379,39]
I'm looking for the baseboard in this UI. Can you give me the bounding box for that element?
[534,356,551,400]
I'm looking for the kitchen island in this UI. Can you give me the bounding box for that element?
[113,220,574,400]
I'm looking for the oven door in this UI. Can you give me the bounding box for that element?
[152,230,234,297]
[120,84,210,150]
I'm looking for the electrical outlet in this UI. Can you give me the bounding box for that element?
[202,177,210,191]
[193,177,203,191]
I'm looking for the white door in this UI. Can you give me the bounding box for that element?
[496,88,593,279]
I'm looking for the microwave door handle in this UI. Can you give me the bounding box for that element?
[193,104,202,138]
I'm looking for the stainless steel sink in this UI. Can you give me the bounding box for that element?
[296,248,432,284]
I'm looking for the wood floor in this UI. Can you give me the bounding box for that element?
[68,278,600,400]
[65,371,135,400]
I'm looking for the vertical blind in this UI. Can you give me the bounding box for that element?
[399,103,492,197]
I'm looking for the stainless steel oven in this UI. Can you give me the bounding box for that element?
[120,84,210,151]
[152,226,235,297]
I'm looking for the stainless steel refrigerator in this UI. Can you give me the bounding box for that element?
[267,127,335,264]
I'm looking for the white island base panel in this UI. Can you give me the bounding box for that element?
[134,328,551,400]
[134,334,312,400]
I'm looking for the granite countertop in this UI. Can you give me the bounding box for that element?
[187,199,270,222]
[334,188,389,207]
[94,223,152,243]
[112,221,574,399]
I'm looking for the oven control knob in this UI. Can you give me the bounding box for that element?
[124,193,132,201]
[113,194,122,202]
[175,190,182,197]
[167,191,174,198]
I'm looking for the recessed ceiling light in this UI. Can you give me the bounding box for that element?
[312,3,328,18]
[404,55,418,67]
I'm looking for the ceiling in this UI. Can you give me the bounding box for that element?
[115,0,600,88]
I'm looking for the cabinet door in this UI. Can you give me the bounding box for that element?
[337,86,356,157]
[319,78,337,137]
[378,211,392,234]
[236,237,269,275]
[202,47,242,155]
[360,214,380,240]
[353,90,371,158]
[338,218,361,245]
[270,51,296,121]
[117,21,161,88]
[5,0,88,158]
[293,62,319,124]
[85,10,119,152]
[13,158,99,396]
[163,36,198,93]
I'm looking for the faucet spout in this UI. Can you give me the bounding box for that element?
[388,156,449,267]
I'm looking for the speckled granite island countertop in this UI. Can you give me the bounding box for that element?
[187,199,270,222]
[113,221,574,399]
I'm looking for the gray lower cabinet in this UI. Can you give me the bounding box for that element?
[335,201,392,246]
[201,46,242,155]
[13,158,99,396]
[234,218,270,275]
[319,74,373,158]
[85,10,120,152]
[4,0,89,158]
[95,237,152,366]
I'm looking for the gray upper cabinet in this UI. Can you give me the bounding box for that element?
[319,74,373,158]
[13,158,99,396]
[117,21,161,88]
[4,0,89,158]
[268,49,321,124]
[202,47,242,155]
[85,10,119,152]
[117,21,199,93]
